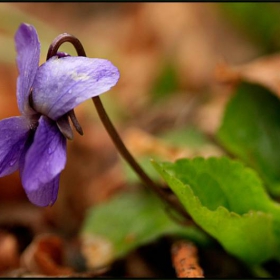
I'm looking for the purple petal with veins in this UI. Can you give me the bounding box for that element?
[15,23,40,116]
[25,174,60,207]
[21,116,66,206]
[31,56,120,120]
[0,116,30,176]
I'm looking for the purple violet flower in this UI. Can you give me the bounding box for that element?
[0,23,120,207]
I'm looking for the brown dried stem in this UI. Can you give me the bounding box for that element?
[171,240,204,278]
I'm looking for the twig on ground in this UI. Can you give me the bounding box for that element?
[171,240,204,278]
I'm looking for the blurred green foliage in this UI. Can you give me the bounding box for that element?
[81,190,210,261]
[0,4,105,65]
[0,4,58,64]
[161,126,209,148]
[151,61,179,100]
[219,3,280,53]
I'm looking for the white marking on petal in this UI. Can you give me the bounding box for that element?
[70,71,90,82]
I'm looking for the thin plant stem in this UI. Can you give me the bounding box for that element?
[47,33,193,225]
[92,96,192,223]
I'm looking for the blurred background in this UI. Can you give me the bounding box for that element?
[0,2,280,277]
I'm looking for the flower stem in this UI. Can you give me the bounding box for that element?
[92,96,192,223]
[47,33,193,225]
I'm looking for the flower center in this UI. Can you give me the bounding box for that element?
[28,88,83,140]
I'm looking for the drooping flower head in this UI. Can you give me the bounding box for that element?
[0,23,119,206]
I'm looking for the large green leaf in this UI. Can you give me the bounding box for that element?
[217,82,280,196]
[152,157,280,264]
[81,190,209,263]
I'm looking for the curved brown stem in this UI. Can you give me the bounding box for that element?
[47,33,193,225]
[47,33,86,60]
[92,96,192,224]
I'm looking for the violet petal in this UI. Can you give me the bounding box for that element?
[21,116,66,206]
[0,116,30,176]
[15,23,40,115]
[25,175,60,207]
[31,56,120,120]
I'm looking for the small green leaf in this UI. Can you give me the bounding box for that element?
[217,82,280,195]
[81,190,209,262]
[152,157,280,264]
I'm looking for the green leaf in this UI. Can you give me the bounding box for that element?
[121,126,219,184]
[81,190,209,263]
[152,157,280,264]
[217,82,280,195]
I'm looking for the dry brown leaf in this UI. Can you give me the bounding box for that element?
[0,231,20,273]
[0,172,26,202]
[0,202,50,238]
[194,90,232,135]
[21,234,74,276]
[123,127,223,161]
[215,54,280,97]
[80,234,114,270]
[171,240,204,278]
[123,127,189,161]
[125,250,160,278]
[0,65,19,119]
[85,164,126,206]
[143,3,258,91]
